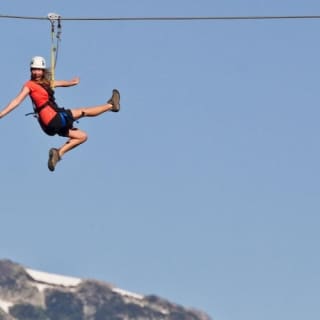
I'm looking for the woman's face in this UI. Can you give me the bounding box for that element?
[31,68,45,80]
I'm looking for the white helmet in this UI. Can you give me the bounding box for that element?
[30,56,46,69]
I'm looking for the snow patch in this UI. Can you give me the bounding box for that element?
[112,287,144,300]
[0,299,13,313]
[26,268,82,287]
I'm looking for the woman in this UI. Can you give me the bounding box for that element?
[0,56,120,172]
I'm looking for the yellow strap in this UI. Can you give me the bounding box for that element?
[50,28,55,88]
[48,13,61,88]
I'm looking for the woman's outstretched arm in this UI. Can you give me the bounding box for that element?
[0,86,30,118]
[53,77,80,88]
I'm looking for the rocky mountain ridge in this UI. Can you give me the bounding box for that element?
[0,259,211,320]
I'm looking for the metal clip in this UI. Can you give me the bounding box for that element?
[48,13,61,21]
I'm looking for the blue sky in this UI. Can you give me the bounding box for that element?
[1,1,320,319]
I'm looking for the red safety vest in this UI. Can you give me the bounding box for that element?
[24,80,58,126]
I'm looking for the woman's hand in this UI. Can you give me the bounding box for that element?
[70,77,80,86]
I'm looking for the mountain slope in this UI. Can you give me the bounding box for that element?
[0,260,211,320]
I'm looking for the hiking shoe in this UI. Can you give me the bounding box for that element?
[107,89,120,112]
[48,148,61,172]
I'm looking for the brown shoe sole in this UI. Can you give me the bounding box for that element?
[48,148,60,172]
[109,89,120,112]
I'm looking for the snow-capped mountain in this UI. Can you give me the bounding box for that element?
[0,259,211,320]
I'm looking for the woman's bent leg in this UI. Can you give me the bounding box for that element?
[59,128,88,157]
[48,128,88,171]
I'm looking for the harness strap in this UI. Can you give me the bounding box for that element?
[26,99,57,118]
[37,101,51,113]
[48,13,62,88]
[25,101,51,117]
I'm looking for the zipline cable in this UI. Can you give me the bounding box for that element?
[1,14,320,22]
[4,12,319,84]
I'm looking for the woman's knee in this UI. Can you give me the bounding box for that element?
[69,129,88,143]
[79,131,88,143]
[71,108,86,120]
